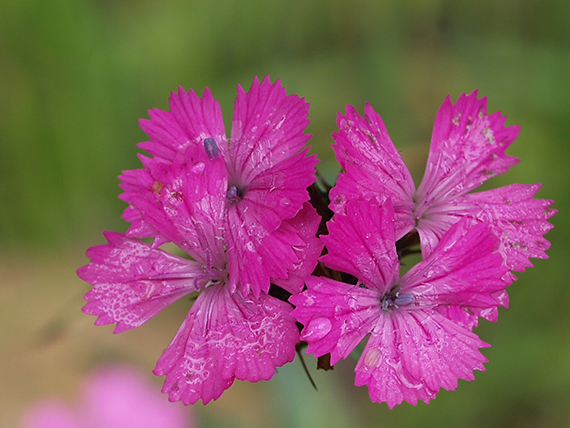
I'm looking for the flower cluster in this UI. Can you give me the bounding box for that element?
[78,79,555,407]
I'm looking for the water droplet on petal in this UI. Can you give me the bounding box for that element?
[280,197,291,207]
[333,305,343,316]
[332,194,345,205]
[305,317,332,340]
[192,162,205,174]
[363,348,382,368]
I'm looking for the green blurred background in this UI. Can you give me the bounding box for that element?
[1,0,568,427]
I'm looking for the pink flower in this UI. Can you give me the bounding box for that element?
[122,75,318,298]
[77,77,323,404]
[20,365,193,428]
[330,91,556,275]
[290,198,512,407]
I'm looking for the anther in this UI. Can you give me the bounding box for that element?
[204,138,219,160]
[226,185,243,201]
[381,292,413,311]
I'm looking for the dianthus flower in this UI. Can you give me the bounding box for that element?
[21,364,193,428]
[77,76,323,404]
[330,91,556,274]
[124,75,319,298]
[290,198,513,408]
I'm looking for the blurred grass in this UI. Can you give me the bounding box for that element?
[1,0,569,427]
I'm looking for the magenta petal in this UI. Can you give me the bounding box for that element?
[273,202,324,294]
[226,76,316,236]
[435,303,503,331]
[228,76,311,185]
[78,232,206,333]
[320,199,400,294]
[402,218,512,318]
[225,201,306,297]
[415,206,466,260]
[415,91,520,216]
[118,162,186,246]
[168,86,227,157]
[224,205,272,297]
[119,151,228,264]
[242,148,318,232]
[462,183,557,271]
[138,108,187,163]
[121,205,170,247]
[355,308,488,408]
[330,103,416,239]
[139,86,226,162]
[154,284,299,405]
[290,276,379,366]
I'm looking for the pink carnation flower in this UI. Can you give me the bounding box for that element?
[123,75,319,298]
[20,364,193,428]
[290,199,513,407]
[330,91,556,275]
[77,77,323,404]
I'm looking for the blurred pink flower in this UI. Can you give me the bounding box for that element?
[291,198,512,407]
[21,365,193,428]
[330,91,556,275]
[77,76,323,404]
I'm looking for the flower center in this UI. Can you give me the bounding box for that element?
[193,248,226,288]
[381,291,414,311]
[226,185,244,202]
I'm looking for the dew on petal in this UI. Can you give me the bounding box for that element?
[452,113,461,126]
[305,317,333,340]
[332,194,345,206]
[192,162,205,175]
[279,197,291,207]
[363,347,382,368]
